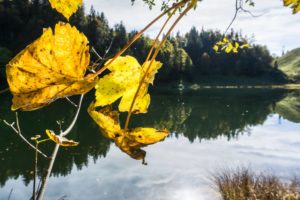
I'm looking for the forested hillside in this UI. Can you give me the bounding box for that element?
[0,0,288,85]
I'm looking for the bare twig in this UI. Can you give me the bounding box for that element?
[91,47,102,60]
[36,94,84,200]
[89,39,114,73]
[97,39,114,67]
[3,113,48,158]
[7,188,13,200]
[65,97,78,108]
[0,88,9,94]
[224,0,262,35]
[61,94,84,136]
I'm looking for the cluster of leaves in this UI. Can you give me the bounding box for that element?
[5,0,169,158]
[87,55,170,160]
[283,0,300,14]
[213,37,250,54]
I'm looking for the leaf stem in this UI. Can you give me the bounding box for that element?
[125,4,193,129]
[90,0,188,79]
[145,7,178,62]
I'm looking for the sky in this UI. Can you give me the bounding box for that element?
[84,0,300,56]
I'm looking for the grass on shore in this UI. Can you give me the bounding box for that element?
[214,167,300,200]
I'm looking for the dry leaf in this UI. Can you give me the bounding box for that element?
[7,22,95,111]
[88,102,169,161]
[115,136,146,161]
[45,129,79,147]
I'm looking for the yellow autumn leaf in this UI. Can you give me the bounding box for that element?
[124,128,169,145]
[6,22,96,111]
[213,45,219,53]
[88,102,121,139]
[95,56,162,114]
[240,43,250,49]
[214,37,251,54]
[88,102,169,162]
[49,0,82,20]
[283,0,300,13]
[45,130,79,147]
[114,128,168,161]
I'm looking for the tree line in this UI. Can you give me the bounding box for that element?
[0,0,288,85]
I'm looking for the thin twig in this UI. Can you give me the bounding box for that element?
[65,97,78,108]
[90,0,188,79]
[3,113,48,158]
[89,39,114,73]
[91,47,102,60]
[125,4,193,129]
[61,94,84,136]
[224,0,263,35]
[97,39,114,68]
[32,142,38,200]
[36,143,60,200]
[7,188,13,200]
[0,88,9,94]
[36,94,84,200]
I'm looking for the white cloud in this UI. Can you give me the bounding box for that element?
[84,0,300,55]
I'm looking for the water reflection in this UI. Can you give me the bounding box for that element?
[0,88,300,189]
[135,89,289,141]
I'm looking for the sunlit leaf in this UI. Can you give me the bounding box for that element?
[6,22,95,111]
[95,56,162,114]
[49,0,83,20]
[45,130,79,147]
[283,0,300,14]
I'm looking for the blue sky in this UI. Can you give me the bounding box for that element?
[84,0,300,56]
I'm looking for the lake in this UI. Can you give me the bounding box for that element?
[0,88,300,200]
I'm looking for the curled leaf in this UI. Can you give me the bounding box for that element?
[49,0,83,20]
[6,22,96,111]
[45,130,79,147]
[95,56,162,114]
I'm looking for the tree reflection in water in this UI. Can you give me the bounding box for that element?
[1,88,300,196]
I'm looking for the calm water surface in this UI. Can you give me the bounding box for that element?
[0,88,300,200]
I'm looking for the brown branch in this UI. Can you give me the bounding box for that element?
[125,4,193,129]
[90,0,188,79]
